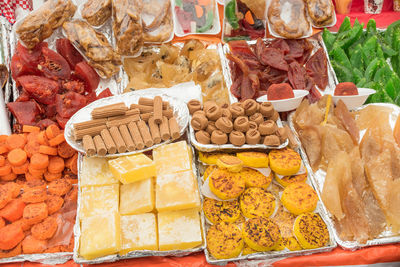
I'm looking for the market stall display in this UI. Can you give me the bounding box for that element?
[142,0,174,43]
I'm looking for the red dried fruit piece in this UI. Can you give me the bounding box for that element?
[334,82,358,96]
[267,83,294,100]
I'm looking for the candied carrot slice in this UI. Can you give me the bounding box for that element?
[0,156,5,166]
[30,153,49,169]
[1,172,17,182]
[8,148,27,166]
[0,135,7,143]
[39,145,58,156]
[24,141,40,158]
[31,216,58,240]
[48,133,65,147]
[65,153,77,175]
[12,218,31,231]
[47,156,64,174]
[23,125,40,133]
[28,164,46,176]
[57,142,75,159]
[45,125,60,140]
[37,131,49,146]
[0,217,5,228]
[0,198,26,222]
[44,171,62,182]
[6,134,26,150]
[21,187,47,203]
[47,179,71,196]
[0,145,8,154]
[0,185,12,209]
[3,182,21,198]
[25,172,43,181]
[0,224,25,250]
[22,235,47,254]
[0,161,11,176]
[46,195,64,215]
[23,203,48,225]
[0,242,21,258]
[11,160,29,175]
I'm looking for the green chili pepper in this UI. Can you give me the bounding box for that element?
[373,63,392,84]
[364,58,381,81]
[385,74,400,100]
[332,61,354,82]
[333,19,363,51]
[322,28,336,51]
[385,20,400,46]
[224,36,251,42]
[366,19,377,37]
[350,44,364,71]
[382,90,395,103]
[352,68,364,84]
[356,78,367,87]
[197,11,214,33]
[392,30,400,77]
[330,47,351,68]
[225,0,239,30]
[361,36,378,67]
[376,45,385,60]
[338,17,351,34]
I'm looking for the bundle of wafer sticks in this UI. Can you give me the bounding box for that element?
[73,96,181,156]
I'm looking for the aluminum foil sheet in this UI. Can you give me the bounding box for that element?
[74,140,207,264]
[194,149,337,265]
[0,17,12,134]
[65,88,189,157]
[220,35,339,102]
[288,103,400,250]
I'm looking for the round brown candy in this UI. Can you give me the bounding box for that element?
[259,102,274,118]
[271,110,279,122]
[205,103,222,121]
[229,131,245,146]
[220,102,229,109]
[195,130,211,144]
[229,105,245,119]
[231,102,243,108]
[276,127,288,143]
[211,130,228,145]
[263,135,281,146]
[215,117,234,134]
[259,120,278,135]
[191,115,208,131]
[204,100,217,111]
[206,121,217,135]
[243,99,259,116]
[249,121,258,130]
[187,99,201,115]
[233,116,250,132]
[249,113,264,125]
[221,108,232,120]
[246,129,261,145]
[193,110,206,117]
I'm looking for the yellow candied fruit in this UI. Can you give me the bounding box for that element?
[198,152,228,165]
[153,141,192,175]
[119,213,158,255]
[294,213,329,249]
[80,156,119,187]
[203,198,241,224]
[269,148,301,176]
[209,168,245,200]
[240,187,276,219]
[108,153,156,184]
[274,172,307,187]
[243,218,281,252]
[216,156,243,172]
[120,178,154,215]
[240,167,272,188]
[80,184,119,218]
[236,152,269,168]
[206,222,243,259]
[281,182,318,215]
[203,165,217,181]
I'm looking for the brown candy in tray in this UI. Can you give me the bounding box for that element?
[267,0,310,39]
[63,20,121,78]
[112,0,144,56]
[16,0,76,49]
[304,0,335,27]
[142,0,173,43]
[81,0,112,27]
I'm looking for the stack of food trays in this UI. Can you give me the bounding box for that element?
[194,148,336,264]
[288,97,400,250]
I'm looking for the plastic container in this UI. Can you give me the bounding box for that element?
[173,0,220,36]
[222,0,266,42]
[257,90,310,112]
[142,0,175,43]
[364,0,384,14]
[79,0,112,28]
[332,88,376,110]
[304,0,337,28]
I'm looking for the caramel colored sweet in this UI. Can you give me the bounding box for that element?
[243,99,259,116]
[211,130,228,145]
[206,104,222,121]
[249,113,264,125]
[215,117,234,134]
[206,121,217,135]
[249,121,258,130]
[263,135,281,146]
[246,129,261,144]
[233,116,250,132]
[221,109,232,120]
[187,100,202,115]
[259,120,278,135]
[276,127,288,143]
[204,100,217,111]
[271,110,279,121]
[260,102,274,118]
[193,110,206,117]
[220,103,229,109]
[229,131,245,146]
[191,115,208,131]
[229,105,245,119]
[196,130,211,144]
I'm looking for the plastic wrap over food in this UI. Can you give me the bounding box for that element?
[266,0,312,39]
[80,0,112,27]
[304,0,336,28]
[288,103,400,250]
[73,148,207,264]
[142,0,174,43]
[64,88,190,157]
[0,17,12,135]
[112,0,144,57]
[14,0,77,49]
[173,0,221,37]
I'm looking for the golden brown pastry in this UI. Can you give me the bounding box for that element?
[305,0,334,27]
[82,0,112,27]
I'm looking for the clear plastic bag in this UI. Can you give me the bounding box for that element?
[142,0,174,43]
[112,0,143,57]
[80,0,112,27]
[304,0,336,28]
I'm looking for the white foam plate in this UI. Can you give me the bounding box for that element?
[256,90,309,112]
[332,88,376,110]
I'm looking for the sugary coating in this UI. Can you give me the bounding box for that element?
[120,178,154,215]
[79,184,119,218]
[80,156,118,187]
[153,141,192,175]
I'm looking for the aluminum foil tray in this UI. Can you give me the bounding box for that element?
[64,88,189,157]
[288,103,400,250]
[73,139,207,264]
[220,35,339,103]
[194,149,337,265]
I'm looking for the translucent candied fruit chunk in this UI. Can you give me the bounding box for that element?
[153,141,192,175]
[80,212,121,260]
[157,209,203,251]
[80,156,118,186]
[156,170,200,212]
[80,184,119,218]
[108,153,156,184]
[120,178,154,215]
[120,213,158,255]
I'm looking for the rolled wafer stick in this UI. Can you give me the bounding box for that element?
[83,135,96,156]
[92,103,128,119]
[137,120,154,148]
[159,116,171,141]
[153,96,163,125]
[126,108,140,116]
[148,117,162,144]
[106,115,140,128]
[140,109,173,121]
[109,126,126,153]
[100,129,117,154]
[138,97,170,109]
[130,104,153,113]
[169,117,180,140]
[74,118,107,131]
[93,135,107,156]
[74,125,106,141]
[119,125,135,151]
[127,121,145,150]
